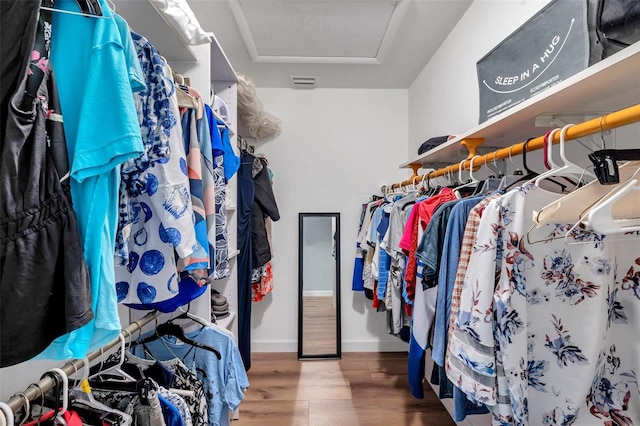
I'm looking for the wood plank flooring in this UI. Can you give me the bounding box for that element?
[302,296,337,355]
[236,352,456,426]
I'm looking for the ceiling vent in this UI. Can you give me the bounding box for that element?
[290,75,318,89]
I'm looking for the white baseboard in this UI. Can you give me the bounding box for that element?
[251,339,408,353]
[252,340,298,352]
[302,290,333,297]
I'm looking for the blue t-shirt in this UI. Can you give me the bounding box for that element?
[39,0,144,359]
[205,105,225,160]
[431,196,487,422]
[133,326,249,426]
[431,196,484,366]
[376,207,391,300]
[158,394,184,426]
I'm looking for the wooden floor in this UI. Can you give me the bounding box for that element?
[302,296,337,355]
[236,352,456,426]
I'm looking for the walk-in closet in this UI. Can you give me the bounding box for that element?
[2,0,640,425]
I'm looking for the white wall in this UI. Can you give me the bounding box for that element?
[408,0,552,155]
[408,0,638,177]
[248,88,410,352]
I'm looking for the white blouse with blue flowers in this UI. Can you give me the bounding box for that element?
[115,64,198,307]
[447,183,640,426]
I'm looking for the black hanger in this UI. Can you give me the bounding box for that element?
[138,320,222,360]
[74,0,103,16]
[589,148,640,185]
[504,138,567,192]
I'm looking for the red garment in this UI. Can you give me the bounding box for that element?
[252,261,274,302]
[372,280,380,309]
[401,188,457,315]
[24,409,82,426]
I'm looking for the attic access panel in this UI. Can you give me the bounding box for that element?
[231,0,405,64]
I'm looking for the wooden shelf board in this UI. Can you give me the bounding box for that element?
[401,41,640,169]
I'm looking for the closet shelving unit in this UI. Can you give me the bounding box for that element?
[114,0,240,338]
[401,41,640,174]
[395,42,640,426]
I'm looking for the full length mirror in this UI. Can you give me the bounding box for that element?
[298,213,341,359]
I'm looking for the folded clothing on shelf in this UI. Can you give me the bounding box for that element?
[212,301,229,312]
[212,311,230,321]
[211,288,227,306]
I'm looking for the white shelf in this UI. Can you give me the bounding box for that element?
[226,204,237,212]
[229,249,240,259]
[114,0,198,62]
[210,33,238,83]
[401,41,640,169]
[213,311,236,330]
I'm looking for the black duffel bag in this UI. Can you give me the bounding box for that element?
[595,0,640,59]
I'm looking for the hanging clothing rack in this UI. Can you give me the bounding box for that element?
[237,135,254,153]
[3,310,161,413]
[384,103,640,191]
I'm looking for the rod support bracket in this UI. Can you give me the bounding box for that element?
[408,164,421,180]
[461,138,485,159]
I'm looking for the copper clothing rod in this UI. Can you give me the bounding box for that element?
[386,103,640,190]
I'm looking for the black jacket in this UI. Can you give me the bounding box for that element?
[251,156,279,267]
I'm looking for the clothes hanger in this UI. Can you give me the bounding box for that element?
[172,73,199,110]
[558,163,640,245]
[589,148,640,185]
[535,124,596,188]
[0,402,13,426]
[485,153,503,178]
[472,155,501,196]
[542,129,560,171]
[586,169,640,234]
[505,136,567,192]
[33,369,67,426]
[444,165,458,188]
[453,156,482,196]
[533,160,640,227]
[137,318,222,360]
[88,334,136,381]
[426,173,442,196]
[10,393,30,426]
[497,145,525,191]
[40,0,108,19]
[47,368,69,426]
[171,303,213,329]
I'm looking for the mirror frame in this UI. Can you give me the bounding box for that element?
[297,212,342,360]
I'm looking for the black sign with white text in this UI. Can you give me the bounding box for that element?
[476,0,589,123]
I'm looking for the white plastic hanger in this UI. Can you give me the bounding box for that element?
[533,160,640,227]
[561,164,640,243]
[0,402,13,426]
[40,0,112,19]
[587,176,640,234]
[453,155,481,194]
[535,124,596,188]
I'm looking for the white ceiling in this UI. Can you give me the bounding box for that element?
[188,0,473,89]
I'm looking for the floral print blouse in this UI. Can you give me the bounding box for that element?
[447,183,640,425]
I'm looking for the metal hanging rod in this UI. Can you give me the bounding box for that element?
[3,310,161,413]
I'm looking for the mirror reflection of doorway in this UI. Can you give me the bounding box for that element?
[298,213,341,359]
